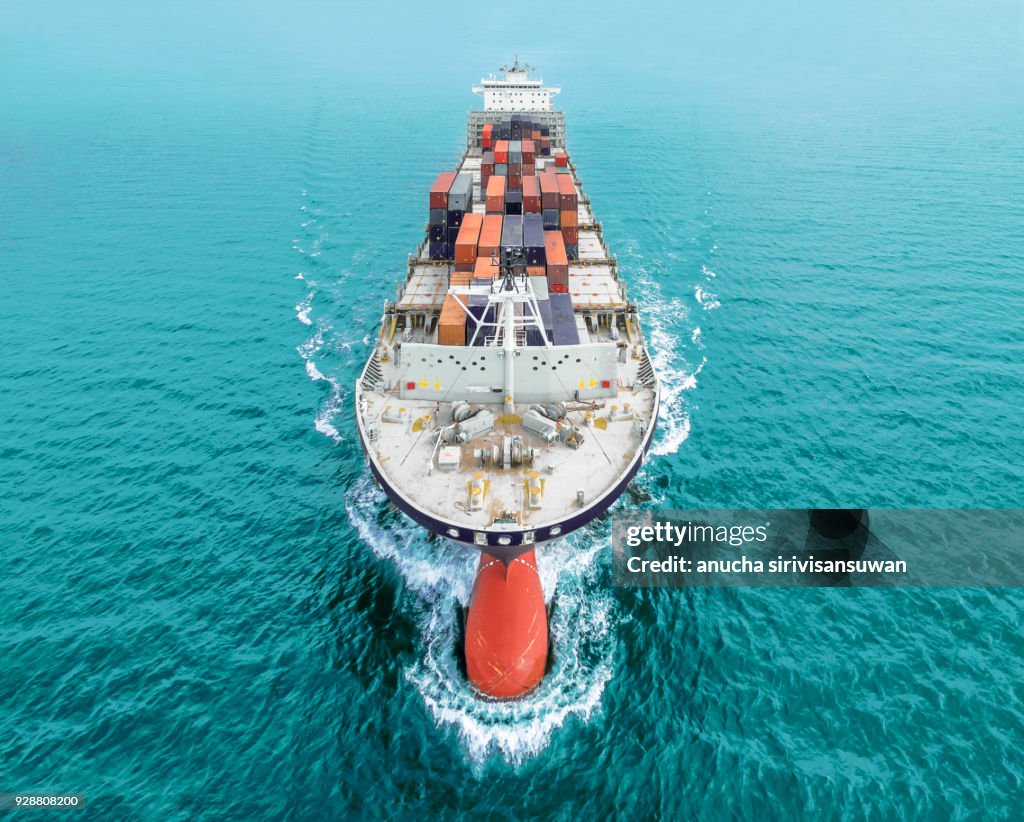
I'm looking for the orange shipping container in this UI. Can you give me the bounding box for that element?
[454,213,484,264]
[526,265,546,277]
[522,139,536,160]
[438,294,467,346]
[450,271,473,286]
[474,256,500,280]
[478,213,503,259]
[556,173,578,209]
[485,176,506,213]
[430,171,457,208]
[560,208,578,228]
[544,230,569,288]
[539,173,559,210]
[494,140,509,164]
[522,176,541,213]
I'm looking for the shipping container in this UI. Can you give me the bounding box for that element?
[523,163,535,177]
[481,123,493,150]
[427,240,451,260]
[508,173,522,191]
[450,271,473,286]
[544,230,569,289]
[523,214,546,266]
[522,139,535,162]
[494,140,509,164]
[478,213,503,260]
[561,226,579,246]
[494,163,508,177]
[429,172,457,209]
[539,173,560,210]
[468,294,496,345]
[446,209,465,229]
[454,213,484,265]
[448,173,474,212]
[522,176,541,213]
[549,293,579,346]
[438,294,467,346]
[565,242,579,261]
[473,256,499,280]
[554,149,569,168]
[556,174,578,210]
[542,208,560,230]
[504,189,523,216]
[500,214,524,255]
[560,208,579,228]
[485,176,506,213]
[429,223,446,242]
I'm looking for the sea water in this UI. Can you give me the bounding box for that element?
[2,1,1023,818]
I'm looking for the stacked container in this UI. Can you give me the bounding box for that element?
[540,172,560,230]
[500,215,524,260]
[428,172,457,259]
[523,214,546,267]
[438,294,467,346]
[556,174,579,258]
[481,150,495,188]
[485,176,506,214]
[522,176,541,213]
[478,214,503,263]
[544,230,569,291]
[454,213,484,269]
[505,189,523,216]
[548,292,579,346]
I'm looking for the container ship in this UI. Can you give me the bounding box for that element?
[355,60,660,699]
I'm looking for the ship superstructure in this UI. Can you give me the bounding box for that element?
[355,63,659,698]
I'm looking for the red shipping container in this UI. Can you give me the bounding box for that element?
[549,283,569,294]
[556,174,578,210]
[539,173,559,210]
[508,173,522,191]
[481,169,491,189]
[522,176,541,213]
[478,214,503,260]
[486,176,506,213]
[561,226,579,246]
[523,163,535,177]
[531,129,540,140]
[495,140,509,164]
[560,208,578,228]
[554,149,569,168]
[430,172,457,209]
[544,230,569,288]
[522,139,535,161]
[454,213,484,265]
[482,123,493,149]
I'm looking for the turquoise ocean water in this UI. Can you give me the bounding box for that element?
[3,1,1023,817]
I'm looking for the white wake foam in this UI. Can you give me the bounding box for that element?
[345,474,618,767]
